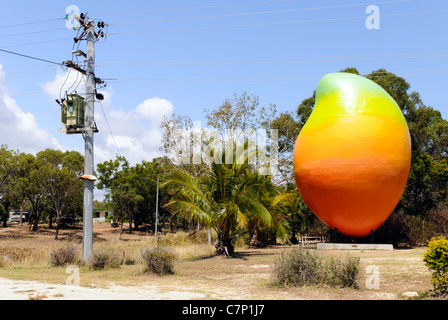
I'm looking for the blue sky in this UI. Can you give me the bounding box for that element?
[1,0,447,168]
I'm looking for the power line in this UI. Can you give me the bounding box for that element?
[2,67,60,80]
[0,65,57,76]
[0,48,62,65]
[0,81,81,99]
[96,51,448,67]
[0,27,67,38]
[108,9,448,35]
[108,0,412,26]
[98,99,122,158]
[0,38,69,49]
[60,29,83,100]
[0,17,64,29]
[2,69,448,99]
[107,73,448,84]
[90,0,300,17]
[107,69,448,83]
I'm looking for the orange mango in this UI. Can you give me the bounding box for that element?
[293,73,411,237]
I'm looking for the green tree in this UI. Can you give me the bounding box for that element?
[110,175,144,238]
[20,154,50,232]
[423,237,448,293]
[204,91,277,141]
[270,112,301,184]
[97,156,162,236]
[36,149,84,239]
[0,204,7,227]
[0,146,20,226]
[97,156,132,234]
[131,160,160,229]
[399,154,448,216]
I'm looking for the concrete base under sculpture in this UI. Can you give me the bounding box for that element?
[317,243,393,250]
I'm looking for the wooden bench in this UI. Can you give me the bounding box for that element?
[300,236,326,249]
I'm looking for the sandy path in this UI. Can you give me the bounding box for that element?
[0,277,207,300]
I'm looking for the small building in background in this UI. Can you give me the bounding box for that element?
[93,208,110,222]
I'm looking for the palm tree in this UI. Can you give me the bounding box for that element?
[163,151,288,256]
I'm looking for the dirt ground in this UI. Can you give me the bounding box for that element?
[0,222,434,300]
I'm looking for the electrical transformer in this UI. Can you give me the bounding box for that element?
[61,94,85,130]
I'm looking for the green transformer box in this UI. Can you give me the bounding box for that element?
[61,94,85,129]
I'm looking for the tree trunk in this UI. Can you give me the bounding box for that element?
[289,234,298,245]
[33,213,39,232]
[19,202,24,227]
[55,220,60,240]
[49,212,53,228]
[128,210,133,234]
[28,208,37,231]
[1,200,10,228]
[55,212,61,240]
[214,232,234,256]
[30,201,41,232]
[169,216,176,232]
[119,220,124,240]
[249,225,261,248]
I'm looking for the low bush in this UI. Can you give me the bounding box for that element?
[423,236,448,294]
[0,256,6,268]
[50,245,78,267]
[323,256,360,288]
[272,248,360,288]
[141,247,176,275]
[272,247,322,286]
[87,249,123,270]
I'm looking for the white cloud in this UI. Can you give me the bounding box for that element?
[94,94,173,166]
[0,65,64,154]
[135,97,173,123]
[42,68,86,100]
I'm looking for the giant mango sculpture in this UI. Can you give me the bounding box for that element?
[293,72,411,237]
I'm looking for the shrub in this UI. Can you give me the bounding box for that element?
[423,236,448,293]
[272,248,360,288]
[141,247,176,275]
[87,249,123,270]
[340,256,360,288]
[272,248,323,286]
[323,256,360,288]
[50,245,78,267]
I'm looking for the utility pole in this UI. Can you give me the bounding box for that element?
[155,176,159,247]
[59,14,107,261]
[82,20,95,261]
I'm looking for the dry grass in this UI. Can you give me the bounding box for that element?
[0,222,436,299]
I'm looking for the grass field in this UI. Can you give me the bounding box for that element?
[0,222,434,300]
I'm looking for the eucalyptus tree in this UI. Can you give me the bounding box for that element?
[36,149,84,239]
[0,146,17,226]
